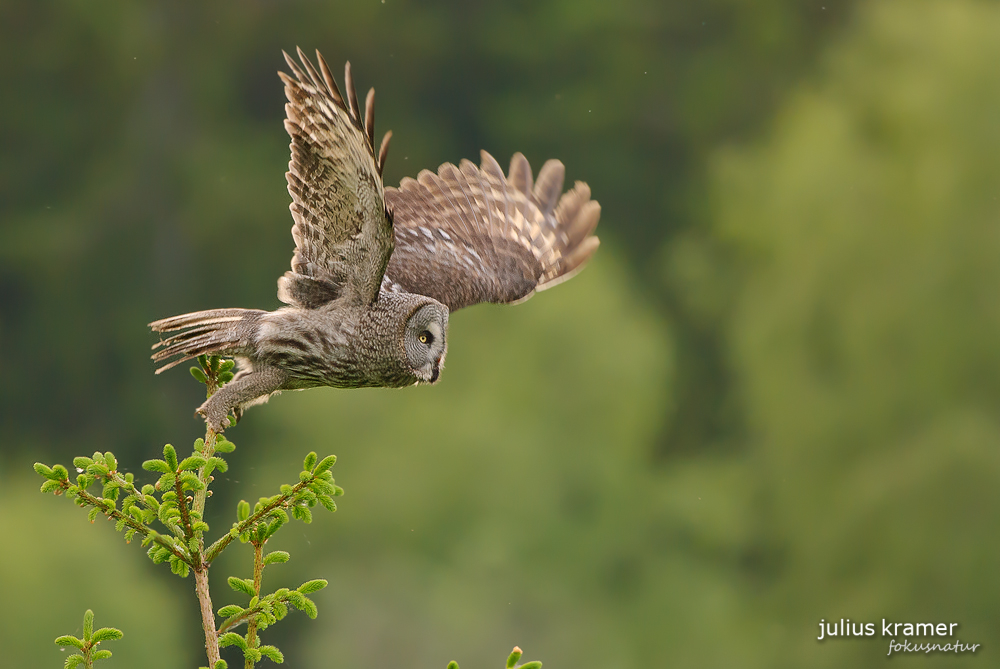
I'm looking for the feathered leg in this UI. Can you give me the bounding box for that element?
[198,366,288,432]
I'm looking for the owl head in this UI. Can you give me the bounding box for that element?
[403,301,449,384]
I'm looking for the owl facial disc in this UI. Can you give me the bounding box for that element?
[404,302,449,383]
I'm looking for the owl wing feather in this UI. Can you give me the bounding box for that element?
[382,151,601,311]
[278,48,394,308]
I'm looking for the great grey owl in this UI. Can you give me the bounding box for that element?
[150,48,601,432]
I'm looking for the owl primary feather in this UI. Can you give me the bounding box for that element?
[150,48,601,431]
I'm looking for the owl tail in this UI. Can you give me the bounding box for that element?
[149,308,266,374]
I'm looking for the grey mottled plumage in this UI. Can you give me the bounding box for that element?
[150,48,600,431]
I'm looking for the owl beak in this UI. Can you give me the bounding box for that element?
[429,355,443,384]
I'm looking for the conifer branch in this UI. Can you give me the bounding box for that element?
[36,469,194,568]
[54,609,123,669]
[204,468,338,564]
[36,350,539,668]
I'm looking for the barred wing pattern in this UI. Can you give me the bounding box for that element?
[278,48,394,308]
[382,151,601,311]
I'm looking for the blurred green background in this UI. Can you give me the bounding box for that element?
[2,0,999,666]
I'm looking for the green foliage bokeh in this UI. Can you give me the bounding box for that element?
[0,475,189,667]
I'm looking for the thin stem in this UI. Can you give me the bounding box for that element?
[216,611,252,637]
[193,425,221,667]
[195,355,221,524]
[194,431,217,520]
[216,606,259,636]
[194,360,222,668]
[244,541,265,669]
[195,565,220,666]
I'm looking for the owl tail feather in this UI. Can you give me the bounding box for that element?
[149,308,266,374]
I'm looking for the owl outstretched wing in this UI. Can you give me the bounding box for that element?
[382,151,600,311]
[278,48,394,308]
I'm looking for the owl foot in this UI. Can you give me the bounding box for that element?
[194,366,286,433]
[196,399,231,434]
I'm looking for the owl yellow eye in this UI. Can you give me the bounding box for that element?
[419,331,432,345]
